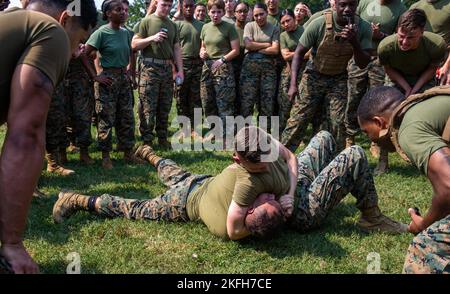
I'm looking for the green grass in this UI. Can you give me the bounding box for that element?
[0,105,432,274]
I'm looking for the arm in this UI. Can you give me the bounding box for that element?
[258,41,279,55]
[438,53,450,86]
[0,64,53,274]
[226,200,251,240]
[131,32,168,51]
[281,48,295,61]
[410,64,438,96]
[83,45,112,86]
[199,41,208,60]
[408,147,450,234]
[173,42,184,81]
[288,44,309,101]
[341,25,371,69]
[211,39,240,71]
[244,37,271,51]
[278,143,298,218]
[127,49,137,89]
[384,64,411,95]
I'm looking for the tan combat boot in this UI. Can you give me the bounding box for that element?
[102,151,113,169]
[79,147,94,165]
[345,136,355,149]
[358,206,408,234]
[123,149,146,165]
[46,150,75,176]
[134,145,162,167]
[52,191,91,223]
[59,148,68,165]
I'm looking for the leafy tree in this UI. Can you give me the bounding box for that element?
[127,0,148,28]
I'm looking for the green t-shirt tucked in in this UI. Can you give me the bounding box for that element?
[299,12,373,52]
[378,32,447,85]
[187,156,290,239]
[0,8,70,123]
[176,19,204,59]
[411,0,450,45]
[357,0,407,49]
[243,21,280,53]
[137,14,179,59]
[87,24,132,68]
[200,21,239,59]
[280,26,305,51]
[398,95,450,175]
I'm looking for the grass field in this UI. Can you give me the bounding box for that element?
[0,105,433,274]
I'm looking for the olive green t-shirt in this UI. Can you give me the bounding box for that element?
[222,15,236,24]
[200,21,239,59]
[137,14,179,59]
[280,26,305,51]
[0,8,70,123]
[410,0,450,45]
[175,19,204,59]
[187,156,290,239]
[87,25,132,68]
[243,21,280,53]
[299,12,373,51]
[267,10,283,27]
[398,95,450,175]
[357,0,407,49]
[235,24,246,59]
[303,8,331,28]
[378,32,447,85]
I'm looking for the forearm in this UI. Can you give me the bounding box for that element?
[421,193,450,230]
[281,50,295,61]
[0,124,45,244]
[174,45,183,75]
[224,48,239,62]
[259,43,279,55]
[245,40,270,51]
[80,54,97,79]
[385,66,411,92]
[227,221,251,240]
[411,66,437,94]
[352,43,370,69]
[132,37,151,51]
[290,46,305,87]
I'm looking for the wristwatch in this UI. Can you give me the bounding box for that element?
[220,56,227,63]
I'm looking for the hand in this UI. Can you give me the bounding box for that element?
[211,59,224,72]
[340,24,357,45]
[72,44,86,58]
[279,194,294,219]
[288,84,298,102]
[199,48,209,60]
[174,72,184,85]
[150,31,167,43]
[299,4,311,17]
[371,23,384,40]
[94,74,113,86]
[407,208,425,235]
[0,242,39,274]
[438,63,450,85]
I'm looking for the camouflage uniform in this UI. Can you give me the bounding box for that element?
[96,158,210,221]
[175,59,203,129]
[232,55,244,117]
[138,61,173,144]
[240,55,277,129]
[278,66,294,134]
[346,57,385,137]
[95,69,136,152]
[281,62,348,152]
[64,58,94,148]
[288,130,379,232]
[200,60,235,136]
[46,84,69,152]
[403,215,450,274]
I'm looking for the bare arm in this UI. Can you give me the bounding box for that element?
[340,26,371,69]
[384,64,411,95]
[288,44,309,101]
[278,143,298,218]
[410,64,438,96]
[259,41,279,55]
[173,42,184,81]
[244,37,271,51]
[132,32,168,51]
[438,53,450,86]
[83,45,112,86]
[281,48,295,61]
[0,64,53,274]
[408,147,450,234]
[226,200,251,240]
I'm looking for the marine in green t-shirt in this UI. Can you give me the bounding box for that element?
[176,18,204,59]
[410,0,450,45]
[357,86,450,274]
[280,26,304,52]
[200,21,239,59]
[281,0,373,152]
[378,29,446,94]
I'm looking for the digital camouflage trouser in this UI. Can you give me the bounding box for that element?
[65,62,94,148]
[175,59,203,129]
[346,57,385,137]
[97,159,210,221]
[240,56,277,130]
[288,131,379,232]
[46,84,69,152]
[403,214,450,274]
[95,69,136,152]
[138,62,173,143]
[281,66,348,152]
[200,60,235,137]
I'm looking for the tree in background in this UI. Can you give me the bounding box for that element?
[128,0,148,28]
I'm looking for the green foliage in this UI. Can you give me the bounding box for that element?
[127,0,148,28]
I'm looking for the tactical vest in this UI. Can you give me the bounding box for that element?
[313,11,355,76]
[386,86,450,162]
